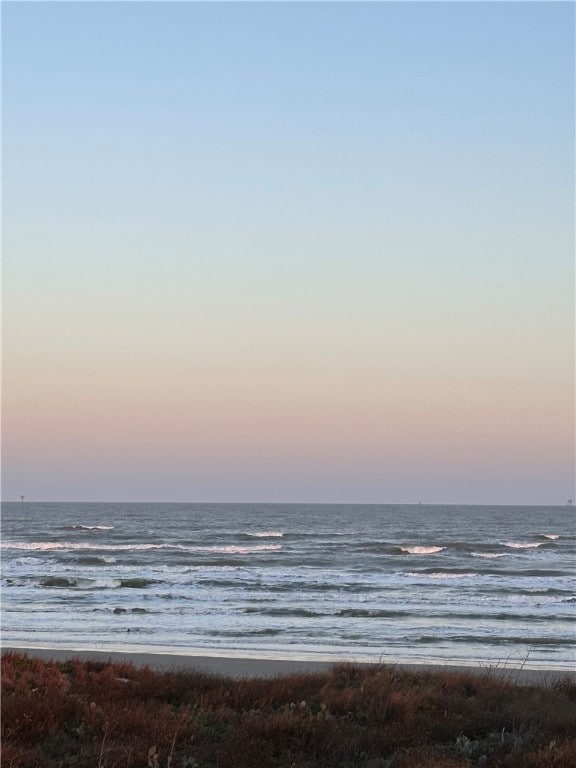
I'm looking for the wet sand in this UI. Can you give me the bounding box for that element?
[2,646,574,686]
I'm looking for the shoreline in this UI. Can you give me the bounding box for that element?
[3,645,575,686]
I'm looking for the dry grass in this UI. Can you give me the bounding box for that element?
[1,652,575,768]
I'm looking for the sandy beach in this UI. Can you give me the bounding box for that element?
[3,645,574,686]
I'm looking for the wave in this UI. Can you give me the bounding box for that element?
[73,555,114,565]
[243,607,323,618]
[39,576,119,589]
[405,571,473,579]
[470,553,507,559]
[38,576,158,589]
[1,541,282,555]
[70,525,114,531]
[541,534,559,540]
[1,542,170,551]
[208,544,282,554]
[399,546,445,555]
[40,577,77,588]
[119,578,159,588]
[210,628,282,637]
[415,566,568,578]
[258,581,383,594]
[415,565,568,576]
[503,542,542,549]
[4,578,28,587]
[416,634,573,648]
[247,531,284,538]
[111,607,152,614]
[241,607,414,620]
[336,608,409,618]
[13,556,58,566]
[78,555,117,565]
[433,611,565,623]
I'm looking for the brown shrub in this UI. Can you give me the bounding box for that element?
[519,738,576,768]
[2,653,575,768]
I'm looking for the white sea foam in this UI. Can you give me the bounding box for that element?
[541,534,559,540]
[85,578,120,589]
[205,544,282,554]
[1,542,179,551]
[248,531,284,538]
[503,542,542,549]
[405,571,470,579]
[2,542,71,551]
[1,541,281,554]
[72,525,114,530]
[0,541,282,554]
[400,546,445,555]
[13,556,58,566]
[470,553,507,559]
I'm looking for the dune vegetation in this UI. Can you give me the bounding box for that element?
[2,652,575,768]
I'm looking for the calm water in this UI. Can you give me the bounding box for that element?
[1,503,575,669]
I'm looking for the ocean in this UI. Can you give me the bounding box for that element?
[1,502,575,670]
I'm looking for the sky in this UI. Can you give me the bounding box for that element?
[2,1,574,505]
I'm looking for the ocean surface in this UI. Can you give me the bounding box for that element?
[1,503,575,669]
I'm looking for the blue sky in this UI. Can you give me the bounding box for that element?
[2,1,574,503]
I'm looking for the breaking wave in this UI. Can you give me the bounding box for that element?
[416,634,574,647]
[406,571,474,579]
[38,576,159,589]
[206,544,282,554]
[1,541,281,555]
[70,525,114,531]
[1,542,172,552]
[399,546,445,555]
[470,553,507,559]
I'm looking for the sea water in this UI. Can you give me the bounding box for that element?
[1,503,575,669]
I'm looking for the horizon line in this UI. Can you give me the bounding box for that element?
[2,499,574,508]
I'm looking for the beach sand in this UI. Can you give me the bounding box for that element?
[3,646,574,686]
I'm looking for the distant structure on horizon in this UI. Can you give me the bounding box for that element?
[19,495,25,503]
[567,499,573,506]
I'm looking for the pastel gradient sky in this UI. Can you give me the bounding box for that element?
[2,1,574,504]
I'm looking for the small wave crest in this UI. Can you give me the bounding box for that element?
[13,556,58,566]
[336,608,408,618]
[111,607,152,614]
[405,571,472,579]
[74,555,111,566]
[38,576,158,590]
[119,578,159,589]
[416,634,573,648]
[470,553,507,559]
[210,628,282,637]
[206,544,282,554]
[503,542,542,549]
[541,534,560,540]
[243,607,322,618]
[399,546,445,555]
[2,542,72,551]
[71,525,114,531]
[247,531,284,538]
[40,577,77,588]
